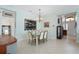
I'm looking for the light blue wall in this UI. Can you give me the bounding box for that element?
[37,15,57,40]
[45,15,57,39]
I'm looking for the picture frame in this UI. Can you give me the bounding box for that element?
[44,22,49,27]
[24,18,36,30]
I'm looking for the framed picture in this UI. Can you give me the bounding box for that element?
[24,19,36,30]
[44,22,49,27]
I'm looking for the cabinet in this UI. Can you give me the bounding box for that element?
[0,35,17,54]
[57,26,63,39]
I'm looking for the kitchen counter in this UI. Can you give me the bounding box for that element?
[0,35,17,54]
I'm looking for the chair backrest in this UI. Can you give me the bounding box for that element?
[28,32,33,40]
[39,32,44,40]
[44,31,48,39]
[32,30,36,36]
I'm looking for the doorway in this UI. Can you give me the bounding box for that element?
[67,18,76,42]
[62,13,76,42]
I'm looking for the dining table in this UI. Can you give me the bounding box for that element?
[32,30,40,46]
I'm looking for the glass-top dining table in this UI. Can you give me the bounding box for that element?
[28,30,47,46]
[32,30,40,46]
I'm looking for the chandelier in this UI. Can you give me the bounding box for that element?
[38,9,42,22]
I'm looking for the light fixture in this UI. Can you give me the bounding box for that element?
[66,18,74,21]
[38,9,41,22]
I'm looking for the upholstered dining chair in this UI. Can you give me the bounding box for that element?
[38,31,45,43]
[28,32,33,43]
[31,30,36,39]
[44,31,48,42]
[28,31,36,44]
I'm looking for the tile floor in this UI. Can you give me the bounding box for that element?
[17,37,79,54]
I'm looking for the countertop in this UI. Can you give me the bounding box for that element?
[0,35,17,46]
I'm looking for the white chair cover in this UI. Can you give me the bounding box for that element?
[39,32,44,40]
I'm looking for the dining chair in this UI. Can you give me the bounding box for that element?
[44,31,48,42]
[32,30,36,39]
[28,32,33,43]
[28,31,36,45]
[38,31,44,43]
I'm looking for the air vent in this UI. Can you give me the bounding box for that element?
[2,11,15,18]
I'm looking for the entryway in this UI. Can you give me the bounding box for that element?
[57,12,77,43]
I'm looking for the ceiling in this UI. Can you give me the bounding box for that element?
[13,5,79,16]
